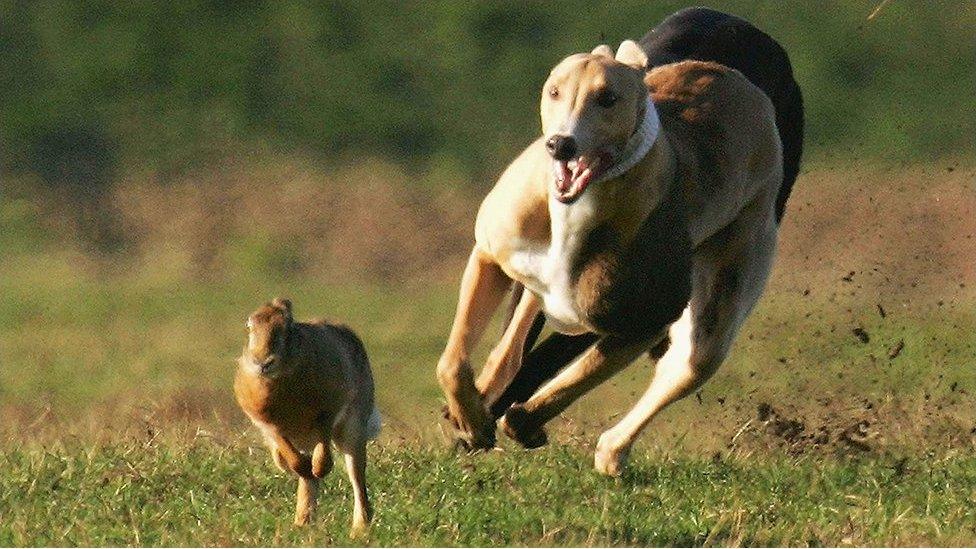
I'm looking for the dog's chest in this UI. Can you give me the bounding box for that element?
[506,197,603,334]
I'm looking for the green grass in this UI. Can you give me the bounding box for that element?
[1,242,972,451]
[2,164,975,545]
[2,438,975,546]
[0,251,973,545]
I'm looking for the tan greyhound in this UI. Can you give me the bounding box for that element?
[436,40,782,475]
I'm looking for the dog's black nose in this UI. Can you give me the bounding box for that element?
[546,135,577,161]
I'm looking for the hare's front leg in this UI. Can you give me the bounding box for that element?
[294,476,319,526]
[312,440,333,478]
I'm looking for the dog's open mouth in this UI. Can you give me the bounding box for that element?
[552,154,610,204]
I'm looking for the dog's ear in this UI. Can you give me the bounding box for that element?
[615,39,648,70]
[272,297,293,325]
[591,44,613,59]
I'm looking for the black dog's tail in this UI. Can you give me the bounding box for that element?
[774,78,804,222]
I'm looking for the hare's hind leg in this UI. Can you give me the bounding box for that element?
[335,421,372,536]
[294,476,319,526]
[334,407,375,535]
[340,441,371,536]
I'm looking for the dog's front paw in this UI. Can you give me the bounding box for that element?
[594,432,631,477]
[500,404,548,449]
[442,405,497,452]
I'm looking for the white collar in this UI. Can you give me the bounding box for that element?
[594,96,660,184]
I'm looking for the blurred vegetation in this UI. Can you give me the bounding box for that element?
[1,162,973,449]
[1,0,974,189]
[0,7,974,542]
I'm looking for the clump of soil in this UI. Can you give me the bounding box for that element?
[732,402,881,455]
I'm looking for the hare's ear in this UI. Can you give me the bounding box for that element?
[591,44,613,59]
[615,39,648,70]
[272,297,293,324]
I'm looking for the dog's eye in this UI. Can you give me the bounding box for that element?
[596,89,618,108]
[548,86,559,99]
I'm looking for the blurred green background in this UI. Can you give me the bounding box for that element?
[1,4,975,545]
[0,1,973,450]
[2,0,974,188]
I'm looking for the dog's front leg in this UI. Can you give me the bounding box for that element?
[436,247,510,450]
[476,288,541,408]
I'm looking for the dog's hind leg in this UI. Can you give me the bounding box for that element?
[488,329,599,418]
[475,289,542,405]
[594,199,778,476]
[500,334,657,448]
[436,248,511,450]
[593,308,700,476]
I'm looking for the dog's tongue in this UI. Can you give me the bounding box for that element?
[552,158,597,203]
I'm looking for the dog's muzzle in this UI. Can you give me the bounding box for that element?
[546,135,578,161]
[548,96,662,205]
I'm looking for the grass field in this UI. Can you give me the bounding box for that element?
[1,162,974,545]
[3,439,976,546]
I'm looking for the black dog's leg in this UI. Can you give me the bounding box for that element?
[488,325,599,419]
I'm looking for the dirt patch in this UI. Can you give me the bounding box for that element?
[18,158,976,292]
[725,393,976,457]
[738,401,878,455]
[777,162,976,295]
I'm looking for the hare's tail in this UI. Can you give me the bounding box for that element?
[365,405,382,440]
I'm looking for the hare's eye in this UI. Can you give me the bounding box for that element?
[548,86,560,99]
